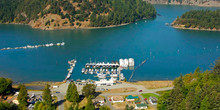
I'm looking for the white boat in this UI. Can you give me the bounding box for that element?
[82,68,85,73]
[57,43,61,46]
[110,74,118,77]
[97,73,106,79]
[45,44,50,47]
[61,42,65,45]
[49,43,53,46]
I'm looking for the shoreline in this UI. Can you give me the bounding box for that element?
[171,20,220,32]
[0,22,131,31]
[172,25,220,32]
[151,2,220,7]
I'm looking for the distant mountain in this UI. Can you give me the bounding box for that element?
[144,0,220,7]
[0,0,156,30]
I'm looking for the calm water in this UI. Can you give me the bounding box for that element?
[0,5,220,83]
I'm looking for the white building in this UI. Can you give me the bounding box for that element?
[95,79,114,86]
[111,96,124,103]
[149,96,158,105]
[135,103,148,109]
[128,58,134,66]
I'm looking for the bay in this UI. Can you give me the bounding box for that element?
[0,5,219,83]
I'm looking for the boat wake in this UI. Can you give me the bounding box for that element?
[0,42,65,51]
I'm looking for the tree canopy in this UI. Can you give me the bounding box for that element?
[173,10,220,30]
[0,0,156,27]
[42,84,52,106]
[157,59,220,110]
[17,84,28,110]
[66,82,79,103]
[85,95,95,110]
[0,77,12,96]
[82,84,96,98]
[0,102,17,110]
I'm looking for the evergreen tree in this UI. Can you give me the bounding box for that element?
[66,83,74,101]
[66,83,79,103]
[0,102,17,110]
[0,78,12,96]
[82,84,96,98]
[85,95,95,110]
[42,84,52,106]
[157,58,220,110]
[72,83,80,103]
[185,88,195,109]
[200,96,210,110]
[75,103,79,110]
[17,84,28,109]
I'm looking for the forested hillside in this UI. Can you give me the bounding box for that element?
[172,10,220,31]
[157,59,220,110]
[0,0,156,30]
[144,0,220,7]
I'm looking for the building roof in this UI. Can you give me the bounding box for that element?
[149,96,158,103]
[134,100,141,103]
[93,96,104,102]
[126,95,139,99]
[136,103,148,107]
[112,96,124,101]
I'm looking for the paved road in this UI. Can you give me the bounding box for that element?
[103,96,114,110]
[101,87,173,96]
[28,82,173,110]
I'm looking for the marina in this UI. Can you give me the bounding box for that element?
[80,58,134,86]
[0,42,65,51]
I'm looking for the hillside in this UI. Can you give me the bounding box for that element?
[157,58,220,109]
[0,0,156,30]
[144,0,220,7]
[172,10,220,31]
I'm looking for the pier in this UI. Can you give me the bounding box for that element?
[64,59,77,81]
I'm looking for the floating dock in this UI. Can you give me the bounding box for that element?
[64,59,77,81]
[0,42,65,51]
[82,58,134,82]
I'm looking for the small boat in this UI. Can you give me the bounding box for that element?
[82,68,85,73]
[165,23,169,26]
[45,44,50,47]
[49,43,53,46]
[61,42,65,46]
[57,43,61,46]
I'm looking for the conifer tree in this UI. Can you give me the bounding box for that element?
[185,88,195,109]
[200,96,210,110]
[85,95,95,110]
[72,83,80,103]
[66,83,73,101]
[42,84,52,106]
[17,84,28,109]
[66,83,79,103]
[75,103,79,110]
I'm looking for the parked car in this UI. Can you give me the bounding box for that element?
[139,90,143,92]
